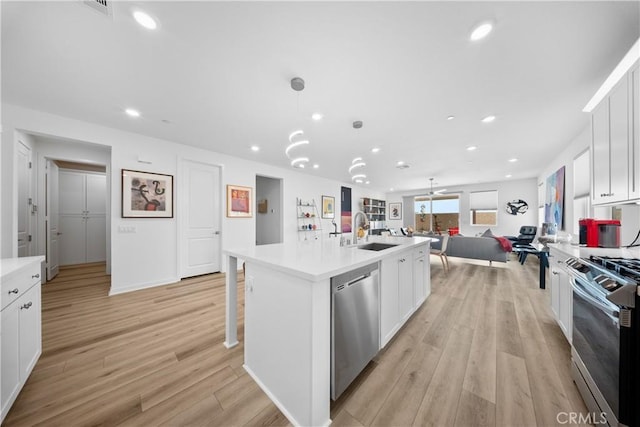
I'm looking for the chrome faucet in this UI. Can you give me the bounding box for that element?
[353,211,369,244]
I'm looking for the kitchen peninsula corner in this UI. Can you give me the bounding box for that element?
[223,236,433,426]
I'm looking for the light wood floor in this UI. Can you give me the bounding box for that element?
[4,256,589,426]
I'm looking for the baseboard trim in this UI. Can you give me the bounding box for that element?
[108,276,180,296]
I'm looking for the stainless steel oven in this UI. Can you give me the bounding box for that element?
[566,256,639,427]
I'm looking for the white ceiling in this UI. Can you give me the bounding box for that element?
[2,1,639,193]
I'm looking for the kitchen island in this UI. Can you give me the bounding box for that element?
[223,236,433,426]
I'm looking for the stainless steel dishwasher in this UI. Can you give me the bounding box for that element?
[331,262,380,400]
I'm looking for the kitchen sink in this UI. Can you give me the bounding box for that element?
[357,243,399,251]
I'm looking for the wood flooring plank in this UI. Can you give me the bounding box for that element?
[496,351,536,427]
[371,342,442,426]
[413,324,474,427]
[462,282,497,404]
[454,389,496,427]
[496,300,524,358]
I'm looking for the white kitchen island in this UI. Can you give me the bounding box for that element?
[223,236,433,426]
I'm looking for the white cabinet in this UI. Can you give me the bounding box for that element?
[592,59,640,205]
[413,245,430,307]
[59,170,106,265]
[380,243,431,348]
[630,62,640,200]
[549,248,572,343]
[1,258,43,423]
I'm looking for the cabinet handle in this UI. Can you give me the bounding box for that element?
[552,271,559,275]
[32,273,40,279]
[20,302,33,310]
[8,288,19,295]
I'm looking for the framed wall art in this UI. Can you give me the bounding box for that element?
[122,169,173,218]
[389,202,402,220]
[322,195,335,219]
[227,184,253,218]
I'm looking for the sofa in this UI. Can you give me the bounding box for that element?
[430,233,510,263]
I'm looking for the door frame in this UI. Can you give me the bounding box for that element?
[36,153,111,281]
[255,174,284,245]
[177,157,224,278]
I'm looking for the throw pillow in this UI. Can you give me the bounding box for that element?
[481,228,494,238]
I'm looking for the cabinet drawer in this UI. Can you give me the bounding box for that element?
[1,263,41,311]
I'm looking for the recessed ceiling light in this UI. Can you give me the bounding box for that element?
[371,147,380,153]
[481,115,496,123]
[508,158,518,162]
[447,116,455,121]
[505,174,512,178]
[365,181,370,184]
[466,146,477,151]
[133,10,157,30]
[470,22,493,41]
[250,145,260,152]
[348,162,366,173]
[313,164,319,169]
[125,108,140,118]
[311,113,323,121]
[397,161,405,166]
[291,157,309,168]
[390,188,394,191]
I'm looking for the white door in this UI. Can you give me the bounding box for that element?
[46,160,60,280]
[17,142,32,256]
[58,170,107,266]
[181,160,221,278]
[85,174,107,263]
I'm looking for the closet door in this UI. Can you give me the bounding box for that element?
[59,216,86,265]
[59,171,86,266]
[85,174,107,263]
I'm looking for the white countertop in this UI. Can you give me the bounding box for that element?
[548,243,640,259]
[224,236,433,281]
[0,256,45,282]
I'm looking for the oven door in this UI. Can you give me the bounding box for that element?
[571,274,620,424]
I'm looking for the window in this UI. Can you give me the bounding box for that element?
[414,195,459,232]
[469,190,498,226]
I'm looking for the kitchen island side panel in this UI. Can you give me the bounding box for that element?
[243,262,331,427]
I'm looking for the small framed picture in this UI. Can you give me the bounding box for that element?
[322,195,335,219]
[227,185,253,218]
[122,169,173,218]
[389,202,402,220]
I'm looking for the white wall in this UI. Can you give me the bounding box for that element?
[1,104,384,294]
[386,177,539,237]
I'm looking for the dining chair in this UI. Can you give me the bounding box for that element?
[430,234,450,273]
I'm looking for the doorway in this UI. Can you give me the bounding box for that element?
[255,175,283,245]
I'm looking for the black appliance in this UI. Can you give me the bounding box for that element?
[565,256,640,427]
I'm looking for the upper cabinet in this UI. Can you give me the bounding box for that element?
[591,58,639,205]
[630,62,640,200]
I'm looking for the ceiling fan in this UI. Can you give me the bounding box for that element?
[427,177,447,196]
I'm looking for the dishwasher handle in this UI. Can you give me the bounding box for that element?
[347,273,371,287]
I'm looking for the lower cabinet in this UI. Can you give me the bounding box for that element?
[413,246,430,306]
[1,265,42,422]
[380,244,430,348]
[549,249,572,343]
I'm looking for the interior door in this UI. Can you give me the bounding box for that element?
[58,171,85,266]
[85,174,107,263]
[17,142,31,256]
[181,160,221,278]
[46,160,60,280]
